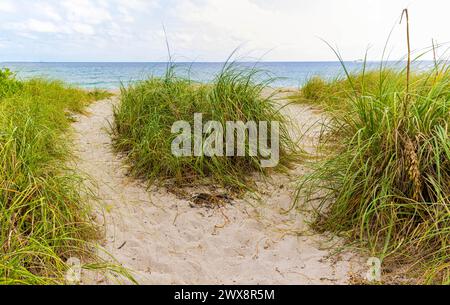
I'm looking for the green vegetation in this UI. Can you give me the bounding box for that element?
[293,69,406,112]
[294,61,450,283]
[0,69,118,284]
[111,63,296,191]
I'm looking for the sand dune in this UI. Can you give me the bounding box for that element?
[72,91,366,284]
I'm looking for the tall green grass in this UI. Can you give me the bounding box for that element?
[295,61,450,283]
[0,69,117,284]
[112,63,296,191]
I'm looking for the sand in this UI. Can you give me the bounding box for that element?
[72,90,366,285]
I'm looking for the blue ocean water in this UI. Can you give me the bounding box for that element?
[0,61,432,89]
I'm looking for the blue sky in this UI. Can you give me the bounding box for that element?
[0,0,448,62]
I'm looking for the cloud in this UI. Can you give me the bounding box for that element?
[0,0,449,62]
[119,0,159,11]
[38,3,63,21]
[172,0,300,56]
[169,0,450,61]
[26,19,60,33]
[0,0,15,13]
[71,22,95,35]
[61,0,112,25]
[5,18,96,36]
[5,19,60,33]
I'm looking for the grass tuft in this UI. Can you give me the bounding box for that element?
[0,69,124,284]
[111,62,297,191]
[294,61,450,283]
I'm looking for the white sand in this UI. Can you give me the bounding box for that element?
[72,91,366,284]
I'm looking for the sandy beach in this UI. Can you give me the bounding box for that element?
[72,90,366,285]
[1,0,447,289]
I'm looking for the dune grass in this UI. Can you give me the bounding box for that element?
[292,69,407,113]
[294,61,450,283]
[111,63,296,191]
[0,69,121,284]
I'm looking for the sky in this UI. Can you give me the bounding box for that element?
[0,0,448,62]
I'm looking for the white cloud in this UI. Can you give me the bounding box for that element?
[0,0,449,61]
[0,0,15,13]
[174,0,299,53]
[119,0,159,11]
[39,3,63,21]
[116,0,160,24]
[61,0,112,25]
[167,0,450,61]
[27,19,60,33]
[18,32,40,40]
[72,22,95,35]
[5,19,61,33]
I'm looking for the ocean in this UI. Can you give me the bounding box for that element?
[0,61,432,89]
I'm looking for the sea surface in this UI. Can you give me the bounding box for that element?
[0,61,433,89]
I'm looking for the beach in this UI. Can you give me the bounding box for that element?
[1,0,449,290]
[72,89,366,284]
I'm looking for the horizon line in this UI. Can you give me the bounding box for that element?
[1,59,431,64]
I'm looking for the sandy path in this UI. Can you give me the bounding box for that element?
[72,92,365,284]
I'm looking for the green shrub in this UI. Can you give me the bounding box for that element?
[0,68,23,98]
[296,62,450,283]
[112,63,297,191]
[0,76,121,284]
